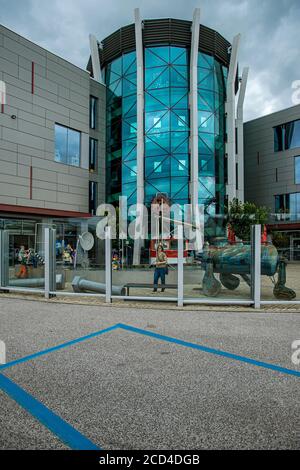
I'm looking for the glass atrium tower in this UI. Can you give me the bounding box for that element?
[89,9,248,243]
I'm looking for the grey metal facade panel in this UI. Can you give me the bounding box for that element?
[244,105,300,221]
[97,19,231,69]
[0,24,106,215]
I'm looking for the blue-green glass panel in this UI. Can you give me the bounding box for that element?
[122,119,137,140]
[123,76,137,97]
[171,177,189,199]
[145,49,165,68]
[122,160,137,184]
[198,90,215,112]
[170,66,188,87]
[123,139,137,161]
[123,52,136,75]
[171,132,189,153]
[145,155,170,179]
[122,181,137,198]
[198,69,214,91]
[123,95,137,118]
[199,134,215,154]
[198,53,214,69]
[106,70,122,86]
[146,178,171,196]
[145,134,170,156]
[110,57,122,75]
[145,67,169,89]
[171,156,189,177]
[108,78,122,96]
[171,110,189,131]
[199,177,215,199]
[145,89,170,111]
[170,89,188,109]
[148,47,170,64]
[145,111,170,134]
[199,155,215,176]
[198,111,215,134]
[170,47,187,65]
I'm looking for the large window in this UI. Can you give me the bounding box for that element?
[274,119,300,152]
[295,156,300,184]
[55,124,81,167]
[90,96,98,129]
[275,193,300,221]
[89,138,98,172]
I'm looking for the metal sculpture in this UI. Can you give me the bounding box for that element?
[201,239,296,300]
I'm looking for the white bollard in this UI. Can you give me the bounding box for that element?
[0,340,5,364]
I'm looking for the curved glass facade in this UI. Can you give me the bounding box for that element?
[197,53,227,219]
[144,46,189,206]
[106,51,137,204]
[105,45,228,233]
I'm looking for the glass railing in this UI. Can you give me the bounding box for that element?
[1,224,299,306]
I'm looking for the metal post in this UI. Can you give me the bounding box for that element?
[251,225,261,309]
[45,228,56,299]
[236,67,249,203]
[0,230,9,289]
[177,224,184,307]
[190,8,201,218]
[225,34,240,203]
[105,226,112,303]
[89,34,104,84]
[133,7,145,266]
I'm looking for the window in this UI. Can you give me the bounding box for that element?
[55,124,81,166]
[89,181,97,215]
[274,119,300,152]
[90,96,98,129]
[89,138,98,172]
[275,192,300,221]
[295,156,300,184]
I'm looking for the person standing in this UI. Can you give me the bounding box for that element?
[153,244,168,293]
[16,246,28,279]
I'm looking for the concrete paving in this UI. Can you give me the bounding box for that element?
[0,297,299,450]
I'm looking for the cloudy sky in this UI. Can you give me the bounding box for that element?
[0,0,299,121]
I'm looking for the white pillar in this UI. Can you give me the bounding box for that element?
[225,34,240,203]
[236,67,249,203]
[190,8,201,219]
[133,8,145,265]
[89,34,104,84]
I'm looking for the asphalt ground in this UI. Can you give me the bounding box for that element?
[0,297,299,450]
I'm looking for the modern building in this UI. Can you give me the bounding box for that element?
[0,8,249,264]
[0,24,105,258]
[244,104,300,260]
[87,8,248,261]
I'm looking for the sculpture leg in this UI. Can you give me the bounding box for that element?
[202,259,222,297]
[220,273,240,291]
[273,257,296,300]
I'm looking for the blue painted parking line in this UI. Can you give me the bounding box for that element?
[0,373,100,450]
[0,323,122,371]
[1,322,299,378]
[118,324,300,378]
